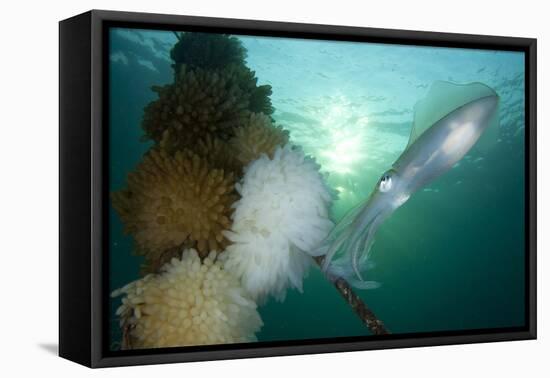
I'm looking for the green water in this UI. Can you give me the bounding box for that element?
[108,28,525,348]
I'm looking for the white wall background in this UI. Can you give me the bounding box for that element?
[0,0,546,376]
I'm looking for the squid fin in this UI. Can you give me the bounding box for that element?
[408,81,499,149]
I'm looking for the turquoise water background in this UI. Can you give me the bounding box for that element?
[108,28,526,349]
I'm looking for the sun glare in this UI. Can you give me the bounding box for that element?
[318,99,369,174]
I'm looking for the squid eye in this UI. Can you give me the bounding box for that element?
[379,173,393,192]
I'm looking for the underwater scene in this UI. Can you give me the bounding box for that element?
[108,27,526,350]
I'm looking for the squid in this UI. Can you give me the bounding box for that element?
[316,81,499,289]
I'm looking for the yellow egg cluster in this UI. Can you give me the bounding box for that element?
[230,113,290,166]
[112,249,263,349]
[160,131,242,176]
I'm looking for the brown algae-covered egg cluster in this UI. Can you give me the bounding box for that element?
[170,32,247,73]
[142,65,254,150]
[111,148,236,266]
[112,249,263,348]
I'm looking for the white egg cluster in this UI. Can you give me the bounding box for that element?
[224,145,334,301]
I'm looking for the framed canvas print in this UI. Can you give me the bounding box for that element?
[59,10,537,368]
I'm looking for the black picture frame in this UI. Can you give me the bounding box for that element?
[59,9,537,368]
